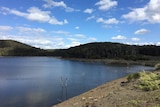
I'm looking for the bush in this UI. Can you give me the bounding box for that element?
[155,63,160,70]
[136,72,160,91]
[127,72,141,82]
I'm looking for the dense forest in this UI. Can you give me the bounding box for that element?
[53,42,160,60]
[0,40,160,60]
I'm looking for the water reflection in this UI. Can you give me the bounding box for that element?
[0,57,153,107]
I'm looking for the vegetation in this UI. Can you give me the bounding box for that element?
[137,72,160,91]
[127,72,160,91]
[155,63,160,70]
[0,40,47,56]
[1,40,160,59]
[127,72,141,82]
[53,42,160,60]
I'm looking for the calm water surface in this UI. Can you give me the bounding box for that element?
[0,57,153,107]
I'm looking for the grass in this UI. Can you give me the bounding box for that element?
[127,71,160,91]
[127,72,141,82]
[155,63,160,70]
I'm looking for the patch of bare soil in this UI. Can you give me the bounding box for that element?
[53,71,160,107]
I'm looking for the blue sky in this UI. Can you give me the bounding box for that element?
[0,0,160,49]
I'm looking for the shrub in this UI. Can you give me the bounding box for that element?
[127,72,141,82]
[155,63,160,70]
[136,72,160,91]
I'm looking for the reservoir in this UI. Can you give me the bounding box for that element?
[0,57,153,107]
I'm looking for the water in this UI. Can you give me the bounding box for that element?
[0,57,153,107]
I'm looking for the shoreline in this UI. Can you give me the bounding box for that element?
[52,77,126,107]
[53,70,160,107]
[61,58,159,67]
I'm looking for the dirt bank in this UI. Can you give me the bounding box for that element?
[53,70,160,107]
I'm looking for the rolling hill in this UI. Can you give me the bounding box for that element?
[1,40,160,59]
[0,40,46,56]
[53,42,160,60]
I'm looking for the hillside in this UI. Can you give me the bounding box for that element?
[0,40,46,56]
[1,40,160,58]
[53,42,160,60]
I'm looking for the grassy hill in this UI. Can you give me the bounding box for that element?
[0,40,46,56]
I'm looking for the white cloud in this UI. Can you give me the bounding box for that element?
[112,35,127,40]
[0,25,97,49]
[0,25,67,49]
[102,25,112,28]
[75,26,80,29]
[131,37,140,41]
[157,42,160,46]
[16,27,46,33]
[1,7,27,17]
[0,6,67,25]
[64,19,68,24]
[0,33,65,49]
[66,41,81,48]
[0,25,13,31]
[95,0,118,11]
[67,38,78,42]
[84,8,94,14]
[97,17,119,24]
[122,0,160,24]
[86,15,95,21]
[52,30,69,35]
[43,0,76,12]
[126,42,160,46]
[27,7,51,22]
[88,37,97,41]
[134,29,149,35]
[74,34,86,38]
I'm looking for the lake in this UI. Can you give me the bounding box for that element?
[0,57,153,107]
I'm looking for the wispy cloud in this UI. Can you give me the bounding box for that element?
[0,25,97,49]
[74,34,86,38]
[0,25,13,31]
[86,15,95,21]
[43,0,78,12]
[52,30,69,35]
[134,29,149,35]
[122,0,160,24]
[0,6,68,25]
[16,27,46,33]
[97,18,119,24]
[0,26,65,49]
[131,37,140,41]
[112,35,127,40]
[95,0,118,11]
[75,26,80,29]
[84,8,94,14]
[0,33,65,49]
[88,37,97,41]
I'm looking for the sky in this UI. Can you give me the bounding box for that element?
[0,0,160,49]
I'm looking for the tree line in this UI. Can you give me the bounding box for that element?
[1,40,160,59]
[52,42,160,60]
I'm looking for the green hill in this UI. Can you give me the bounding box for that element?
[1,40,160,59]
[0,40,46,56]
[53,42,160,60]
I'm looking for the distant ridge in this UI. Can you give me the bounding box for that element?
[53,42,160,60]
[1,40,160,59]
[0,40,46,56]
